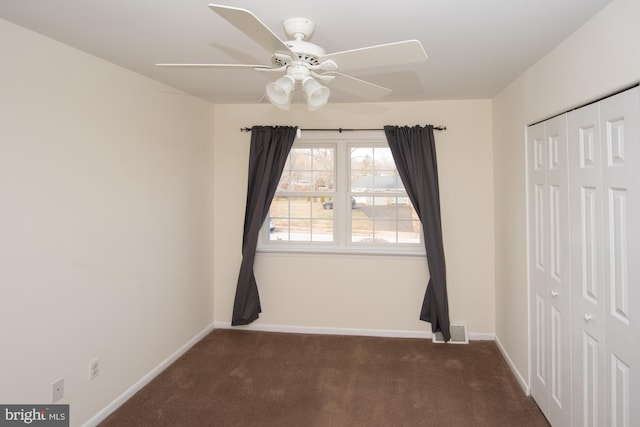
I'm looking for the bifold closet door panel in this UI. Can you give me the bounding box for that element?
[527,121,549,414]
[600,86,640,427]
[568,102,606,427]
[543,115,572,427]
[568,86,639,427]
[527,115,572,427]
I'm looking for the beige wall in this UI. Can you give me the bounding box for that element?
[0,19,214,425]
[492,0,640,388]
[6,0,632,420]
[212,100,496,336]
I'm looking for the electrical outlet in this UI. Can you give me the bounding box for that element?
[51,378,64,403]
[89,358,100,380]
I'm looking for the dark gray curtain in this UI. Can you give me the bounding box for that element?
[232,126,297,325]
[384,125,451,342]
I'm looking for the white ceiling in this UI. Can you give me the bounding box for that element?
[0,0,612,105]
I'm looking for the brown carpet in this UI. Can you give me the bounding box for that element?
[100,329,549,427]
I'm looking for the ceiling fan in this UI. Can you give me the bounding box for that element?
[157,4,428,111]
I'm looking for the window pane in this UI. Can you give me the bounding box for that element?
[399,220,422,244]
[268,196,290,241]
[351,219,374,242]
[350,196,420,244]
[277,171,291,191]
[270,196,290,220]
[290,171,312,191]
[313,148,334,170]
[352,175,403,192]
[290,219,311,242]
[372,147,394,169]
[351,147,374,173]
[351,197,373,242]
[312,147,335,191]
[351,175,371,192]
[279,147,335,193]
[290,148,312,169]
[374,219,397,243]
[352,146,395,172]
[268,196,334,242]
[313,171,334,192]
[312,219,334,241]
[351,147,404,193]
[372,175,404,192]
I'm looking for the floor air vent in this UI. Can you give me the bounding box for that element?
[432,323,469,344]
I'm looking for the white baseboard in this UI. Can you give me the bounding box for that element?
[82,322,216,427]
[213,321,495,341]
[468,332,496,341]
[495,334,530,395]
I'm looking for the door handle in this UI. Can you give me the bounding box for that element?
[551,291,558,297]
[584,314,593,321]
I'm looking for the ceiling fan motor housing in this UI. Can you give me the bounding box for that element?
[283,17,315,40]
[274,17,324,67]
[272,39,326,67]
[282,39,325,66]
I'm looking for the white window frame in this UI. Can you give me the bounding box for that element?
[258,131,425,256]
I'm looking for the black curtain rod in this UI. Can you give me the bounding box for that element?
[240,125,446,133]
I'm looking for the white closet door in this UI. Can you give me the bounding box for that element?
[545,115,572,427]
[528,121,549,414]
[569,102,606,427]
[528,115,572,426]
[532,86,639,426]
[600,87,639,427]
[569,86,640,427]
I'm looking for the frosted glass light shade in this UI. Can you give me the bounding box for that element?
[303,77,330,111]
[266,75,295,110]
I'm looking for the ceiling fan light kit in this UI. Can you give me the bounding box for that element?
[265,75,295,109]
[157,4,428,111]
[303,77,330,111]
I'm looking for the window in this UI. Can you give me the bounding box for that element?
[268,145,336,242]
[260,132,423,254]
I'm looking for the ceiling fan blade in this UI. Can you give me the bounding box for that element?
[321,40,427,72]
[156,63,275,70]
[208,4,297,58]
[323,72,392,101]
